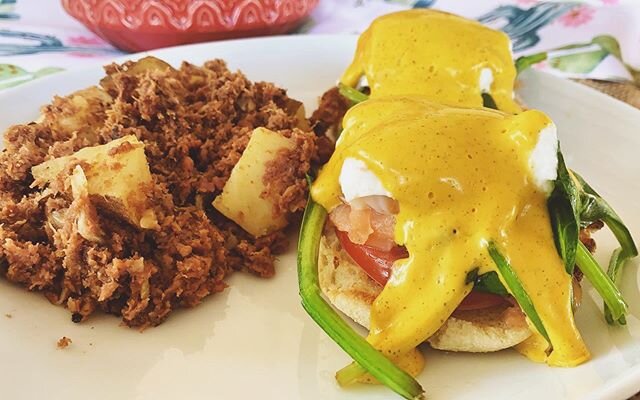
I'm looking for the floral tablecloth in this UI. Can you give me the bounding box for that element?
[0,0,639,90]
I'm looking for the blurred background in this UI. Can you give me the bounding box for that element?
[0,0,638,106]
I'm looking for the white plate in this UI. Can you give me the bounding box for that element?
[0,35,639,400]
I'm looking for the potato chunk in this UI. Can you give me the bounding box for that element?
[284,98,310,130]
[38,86,112,141]
[213,127,295,237]
[100,56,173,92]
[32,135,158,229]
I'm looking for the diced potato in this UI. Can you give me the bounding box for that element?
[100,56,173,91]
[125,56,173,74]
[284,98,310,130]
[213,127,295,237]
[32,135,158,229]
[40,86,112,141]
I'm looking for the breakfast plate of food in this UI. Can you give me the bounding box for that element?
[0,9,639,400]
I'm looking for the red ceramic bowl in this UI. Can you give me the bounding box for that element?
[62,0,319,52]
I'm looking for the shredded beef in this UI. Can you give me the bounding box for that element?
[0,58,324,328]
[56,336,72,349]
[310,86,351,137]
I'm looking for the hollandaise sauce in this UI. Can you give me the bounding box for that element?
[340,10,522,114]
[311,98,590,375]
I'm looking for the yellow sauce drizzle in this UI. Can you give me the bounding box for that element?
[340,9,521,113]
[311,97,590,374]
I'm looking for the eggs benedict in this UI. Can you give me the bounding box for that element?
[312,9,524,140]
[312,96,587,368]
[300,96,634,398]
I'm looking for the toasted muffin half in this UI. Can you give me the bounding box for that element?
[317,227,533,352]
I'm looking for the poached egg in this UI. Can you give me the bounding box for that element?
[340,9,521,113]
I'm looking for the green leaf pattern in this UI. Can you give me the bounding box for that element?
[0,64,63,89]
[519,34,640,85]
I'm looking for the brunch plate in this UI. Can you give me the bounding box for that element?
[0,35,639,400]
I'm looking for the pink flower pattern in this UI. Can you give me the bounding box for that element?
[558,5,596,28]
[533,60,548,70]
[66,35,108,47]
[67,52,103,58]
[515,0,538,6]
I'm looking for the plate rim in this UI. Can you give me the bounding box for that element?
[1,33,640,120]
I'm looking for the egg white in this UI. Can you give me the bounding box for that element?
[339,157,391,202]
[479,68,493,94]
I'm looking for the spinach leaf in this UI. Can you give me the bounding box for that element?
[575,242,628,322]
[549,162,634,325]
[481,93,498,110]
[466,268,508,296]
[548,150,581,273]
[487,242,551,345]
[475,271,509,296]
[338,83,369,104]
[573,172,638,258]
[297,195,424,399]
[604,247,628,325]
